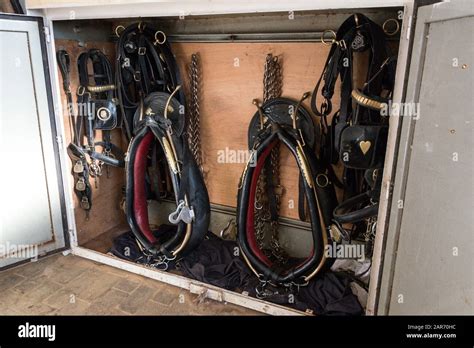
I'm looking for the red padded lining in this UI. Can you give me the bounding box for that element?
[133,131,156,244]
[247,139,318,274]
[246,140,278,267]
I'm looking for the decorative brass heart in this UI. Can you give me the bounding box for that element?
[359,140,372,155]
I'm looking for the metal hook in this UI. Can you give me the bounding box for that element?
[291,91,310,130]
[220,219,236,239]
[164,85,181,119]
[114,25,125,38]
[252,99,266,130]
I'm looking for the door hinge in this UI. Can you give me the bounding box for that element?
[406,15,412,41]
[56,135,64,150]
[44,26,51,43]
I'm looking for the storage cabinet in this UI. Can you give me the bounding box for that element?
[1,0,472,315]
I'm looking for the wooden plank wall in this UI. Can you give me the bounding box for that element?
[172,42,341,220]
[56,38,347,243]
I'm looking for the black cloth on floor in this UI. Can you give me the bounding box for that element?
[176,232,254,290]
[109,225,177,263]
[297,272,364,315]
[110,229,363,315]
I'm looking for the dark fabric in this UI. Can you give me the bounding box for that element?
[297,272,364,315]
[177,232,253,290]
[110,231,148,264]
[109,225,178,263]
[110,229,363,315]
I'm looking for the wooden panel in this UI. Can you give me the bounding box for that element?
[173,42,340,219]
[55,39,128,244]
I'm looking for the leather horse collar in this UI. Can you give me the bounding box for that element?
[125,90,210,265]
[237,95,337,286]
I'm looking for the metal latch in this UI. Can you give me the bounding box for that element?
[189,283,223,303]
[44,26,51,43]
[56,135,64,150]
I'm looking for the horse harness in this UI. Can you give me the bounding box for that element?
[116,23,210,263]
[237,94,338,288]
[57,49,124,218]
[311,13,396,244]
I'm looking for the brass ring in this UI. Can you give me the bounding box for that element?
[154,30,167,45]
[115,25,125,38]
[321,29,337,45]
[382,18,400,36]
[315,173,329,188]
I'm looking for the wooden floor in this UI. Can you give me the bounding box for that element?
[0,254,258,315]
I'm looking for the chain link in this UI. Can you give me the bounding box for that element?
[253,54,288,264]
[187,53,203,169]
[363,216,377,257]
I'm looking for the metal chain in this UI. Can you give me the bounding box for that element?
[253,53,287,263]
[263,54,282,102]
[363,216,377,257]
[187,53,203,169]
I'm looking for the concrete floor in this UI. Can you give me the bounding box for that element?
[0,253,258,315]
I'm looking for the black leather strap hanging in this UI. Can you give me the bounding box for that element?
[58,48,125,218]
[115,23,185,140]
[309,14,397,241]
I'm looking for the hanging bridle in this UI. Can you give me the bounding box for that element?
[57,49,125,219]
[310,13,397,245]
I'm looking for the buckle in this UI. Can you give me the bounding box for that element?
[133,71,141,82]
[338,39,347,50]
[138,47,146,55]
[80,196,90,210]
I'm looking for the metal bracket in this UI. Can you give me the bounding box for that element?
[43,26,51,43]
[189,283,223,303]
[56,135,64,150]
